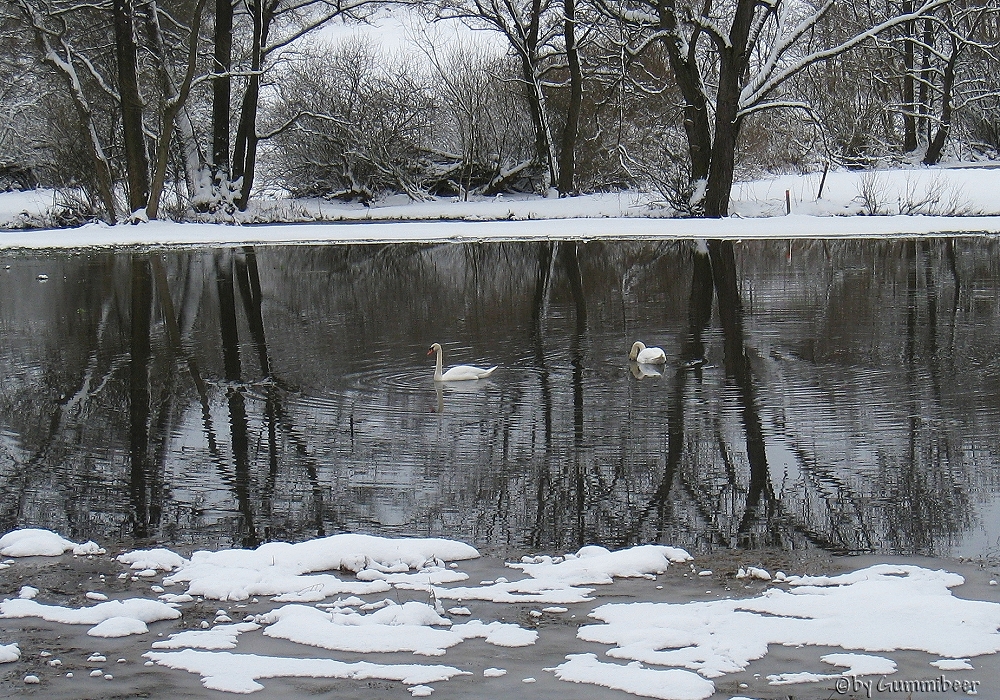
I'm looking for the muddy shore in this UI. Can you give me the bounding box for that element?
[1,546,998,700]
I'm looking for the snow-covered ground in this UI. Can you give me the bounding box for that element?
[0,528,997,699]
[2,166,1000,248]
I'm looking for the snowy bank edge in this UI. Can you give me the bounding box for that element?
[3,215,1000,250]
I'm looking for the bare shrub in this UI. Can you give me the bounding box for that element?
[263,39,438,202]
[855,170,889,215]
[415,27,537,197]
[897,173,971,216]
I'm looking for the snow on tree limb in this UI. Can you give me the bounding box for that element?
[739,0,951,114]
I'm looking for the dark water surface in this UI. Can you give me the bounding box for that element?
[2,238,999,559]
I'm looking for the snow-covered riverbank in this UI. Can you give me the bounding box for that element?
[5,214,1000,250]
[3,166,1000,248]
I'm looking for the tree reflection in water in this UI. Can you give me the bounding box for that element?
[0,238,997,557]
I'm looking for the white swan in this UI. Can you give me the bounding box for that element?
[629,341,666,364]
[427,343,498,381]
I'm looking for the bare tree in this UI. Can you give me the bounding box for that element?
[113,0,150,213]
[415,27,536,196]
[957,4,1000,156]
[796,3,899,168]
[227,0,381,210]
[9,0,121,220]
[5,0,1000,220]
[213,0,234,184]
[434,0,563,190]
[139,0,213,212]
[6,0,209,221]
[0,51,47,189]
[598,0,949,216]
[263,39,438,201]
[919,1,1000,164]
[557,0,584,194]
[143,0,209,218]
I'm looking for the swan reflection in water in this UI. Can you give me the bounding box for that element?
[630,361,664,379]
[432,374,495,413]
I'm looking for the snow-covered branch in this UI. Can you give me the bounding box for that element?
[741,0,951,111]
[257,110,352,140]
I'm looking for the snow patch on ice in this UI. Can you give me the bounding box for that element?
[576,565,1000,680]
[143,648,470,694]
[436,544,688,605]
[766,670,832,685]
[0,597,181,637]
[0,643,20,663]
[767,652,896,685]
[931,658,974,670]
[159,593,194,604]
[261,602,459,656]
[160,534,477,602]
[509,545,692,586]
[432,578,595,605]
[549,653,715,700]
[118,548,188,572]
[452,620,537,647]
[736,567,771,581]
[0,528,104,557]
[74,540,106,556]
[821,653,897,675]
[360,567,470,587]
[259,601,536,656]
[152,623,261,650]
[88,616,150,638]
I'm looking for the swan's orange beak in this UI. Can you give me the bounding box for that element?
[426,348,434,356]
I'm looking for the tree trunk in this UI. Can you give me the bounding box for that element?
[519,0,558,190]
[918,16,935,143]
[141,0,208,210]
[902,3,918,152]
[703,104,740,218]
[232,82,260,210]
[213,0,233,179]
[702,0,754,218]
[113,0,149,213]
[144,0,207,219]
[657,2,712,184]
[923,35,957,165]
[557,0,583,195]
[520,54,557,189]
[232,0,268,210]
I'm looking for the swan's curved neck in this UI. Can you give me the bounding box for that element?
[433,346,444,381]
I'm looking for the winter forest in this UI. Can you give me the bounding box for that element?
[1,0,998,224]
